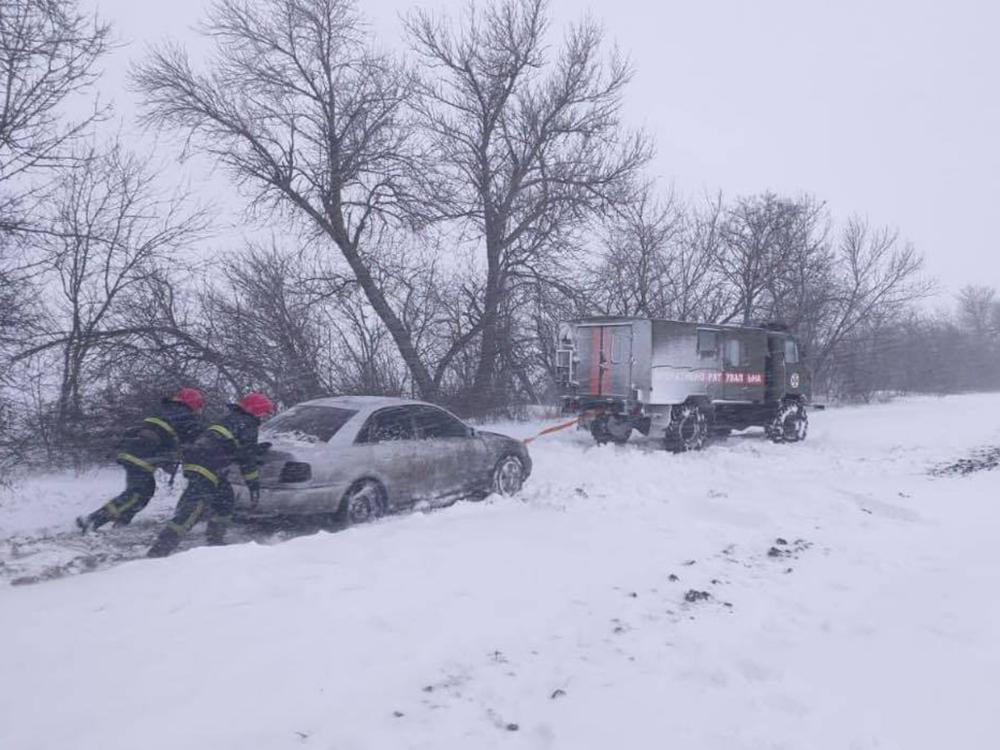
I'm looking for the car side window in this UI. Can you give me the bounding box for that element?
[359,407,416,444]
[413,406,469,440]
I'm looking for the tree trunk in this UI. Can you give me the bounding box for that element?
[469,228,504,414]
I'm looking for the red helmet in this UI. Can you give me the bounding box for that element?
[172,387,205,412]
[238,392,275,419]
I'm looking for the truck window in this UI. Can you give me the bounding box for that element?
[784,338,800,364]
[610,330,629,364]
[697,330,719,357]
[724,339,742,368]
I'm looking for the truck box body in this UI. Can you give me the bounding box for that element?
[557,316,809,418]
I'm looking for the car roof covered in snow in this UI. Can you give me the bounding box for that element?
[291,395,429,414]
[266,395,462,449]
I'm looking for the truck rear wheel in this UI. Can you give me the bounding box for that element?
[767,402,808,444]
[664,404,707,453]
[591,414,632,446]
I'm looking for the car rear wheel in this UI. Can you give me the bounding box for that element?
[492,455,526,496]
[336,479,387,526]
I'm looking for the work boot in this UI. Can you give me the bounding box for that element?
[112,513,136,529]
[77,508,113,534]
[147,527,181,558]
[206,519,228,546]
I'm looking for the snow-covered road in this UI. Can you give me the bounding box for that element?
[2,394,1000,749]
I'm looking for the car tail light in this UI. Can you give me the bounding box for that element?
[280,462,312,483]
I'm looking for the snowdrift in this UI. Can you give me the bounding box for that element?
[2,395,1000,749]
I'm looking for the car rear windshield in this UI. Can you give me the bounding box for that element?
[263,405,358,443]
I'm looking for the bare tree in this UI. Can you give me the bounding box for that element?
[590,184,682,317]
[590,188,730,323]
[406,0,651,411]
[714,193,815,325]
[0,237,38,353]
[755,196,834,360]
[957,285,999,338]
[18,142,206,442]
[200,245,337,404]
[132,0,449,398]
[811,217,932,378]
[0,0,110,231]
[0,0,110,470]
[661,197,728,322]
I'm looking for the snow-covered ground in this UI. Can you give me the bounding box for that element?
[2,394,1000,749]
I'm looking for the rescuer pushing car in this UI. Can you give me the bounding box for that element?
[76,388,206,532]
[146,392,276,558]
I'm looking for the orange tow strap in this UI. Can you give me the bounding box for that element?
[523,417,581,444]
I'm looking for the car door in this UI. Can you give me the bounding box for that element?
[411,405,488,502]
[353,406,427,508]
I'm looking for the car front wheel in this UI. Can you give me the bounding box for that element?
[492,455,526,496]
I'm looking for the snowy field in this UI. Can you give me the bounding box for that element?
[2,394,1000,749]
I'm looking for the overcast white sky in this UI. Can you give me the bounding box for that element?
[90,0,1000,300]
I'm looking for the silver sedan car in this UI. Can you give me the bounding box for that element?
[237,396,532,524]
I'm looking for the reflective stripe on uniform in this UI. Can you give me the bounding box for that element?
[118,452,156,473]
[144,417,177,439]
[183,463,220,486]
[209,424,239,444]
[167,500,203,535]
[108,492,144,516]
[242,470,259,481]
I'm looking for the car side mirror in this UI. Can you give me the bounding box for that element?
[468,426,477,438]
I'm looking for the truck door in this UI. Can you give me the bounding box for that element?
[723,332,766,401]
[722,333,746,400]
[766,335,786,403]
[581,324,633,397]
[782,337,809,398]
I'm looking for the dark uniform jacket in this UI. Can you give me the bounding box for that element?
[117,398,203,471]
[183,405,262,486]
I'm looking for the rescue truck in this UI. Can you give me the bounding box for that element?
[555,317,812,451]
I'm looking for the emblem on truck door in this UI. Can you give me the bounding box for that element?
[790,373,800,389]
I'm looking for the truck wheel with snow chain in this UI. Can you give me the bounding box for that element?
[664,404,708,453]
[767,402,809,444]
